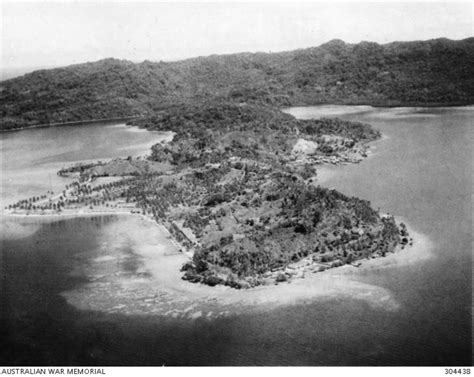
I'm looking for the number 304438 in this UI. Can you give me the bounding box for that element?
[445,369,471,375]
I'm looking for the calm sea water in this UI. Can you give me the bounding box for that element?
[0,109,472,365]
[0,123,169,208]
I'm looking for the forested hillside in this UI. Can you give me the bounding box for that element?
[1,37,473,130]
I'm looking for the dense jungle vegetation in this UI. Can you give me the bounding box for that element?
[1,38,473,130]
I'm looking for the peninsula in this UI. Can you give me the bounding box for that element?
[6,101,412,288]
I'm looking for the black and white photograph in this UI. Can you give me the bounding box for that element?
[0,0,472,369]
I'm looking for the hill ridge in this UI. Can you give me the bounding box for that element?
[1,37,473,130]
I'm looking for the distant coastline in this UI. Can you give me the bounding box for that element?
[285,100,474,109]
[3,101,473,133]
[0,116,140,133]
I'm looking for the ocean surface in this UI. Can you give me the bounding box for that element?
[0,107,472,365]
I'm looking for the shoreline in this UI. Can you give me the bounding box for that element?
[3,204,428,316]
[2,203,432,314]
[0,116,139,133]
[3,103,473,133]
[58,214,431,319]
[284,101,474,110]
